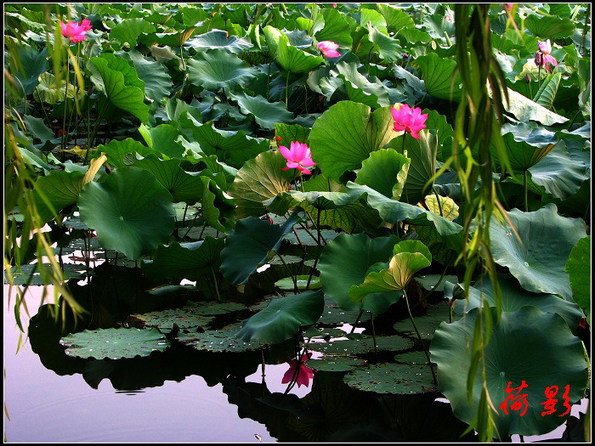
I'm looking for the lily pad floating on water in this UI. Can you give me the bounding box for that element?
[180,323,267,353]
[60,327,170,360]
[308,334,414,356]
[393,301,452,341]
[308,356,367,373]
[344,362,438,395]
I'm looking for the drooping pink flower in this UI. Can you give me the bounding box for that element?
[60,19,92,43]
[390,104,428,140]
[279,141,316,175]
[317,41,341,58]
[281,352,315,388]
[535,39,558,72]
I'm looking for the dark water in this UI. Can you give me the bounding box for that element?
[3,284,588,443]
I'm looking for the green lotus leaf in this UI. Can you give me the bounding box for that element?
[89,53,149,123]
[416,53,462,102]
[129,307,214,333]
[185,29,252,53]
[10,44,48,96]
[275,275,322,291]
[315,7,353,47]
[187,50,256,90]
[263,25,324,73]
[318,233,401,313]
[504,88,569,126]
[309,334,413,356]
[359,8,387,32]
[528,141,590,200]
[77,167,175,260]
[133,155,204,204]
[220,211,302,285]
[334,62,391,107]
[350,240,432,301]
[188,121,269,169]
[452,273,584,329]
[22,114,55,143]
[394,350,433,365]
[317,301,373,326]
[140,123,187,159]
[525,14,575,39]
[180,322,267,353]
[236,289,325,344]
[430,306,589,437]
[34,72,81,104]
[60,327,169,360]
[125,50,172,102]
[377,4,415,31]
[489,204,587,298]
[415,274,459,293]
[228,150,294,218]
[229,92,293,130]
[386,129,438,204]
[308,356,366,373]
[141,237,224,282]
[533,72,561,109]
[6,262,85,286]
[274,122,310,145]
[308,101,397,182]
[367,24,402,63]
[110,18,156,47]
[97,138,156,169]
[499,122,558,171]
[424,109,454,161]
[346,183,463,237]
[565,236,590,315]
[344,362,437,395]
[33,170,85,223]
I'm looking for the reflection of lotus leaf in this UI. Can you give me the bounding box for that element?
[344,362,437,395]
[60,328,169,360]
[430,306,589,437]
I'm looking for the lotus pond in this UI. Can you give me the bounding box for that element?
[4,2,591,443]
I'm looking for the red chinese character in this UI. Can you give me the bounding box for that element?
[559,384,571,417]
[540,385,559,416]
[500,380,529,416]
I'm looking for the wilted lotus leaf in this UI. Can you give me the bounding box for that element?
[344,362,437,395]
[60,328,169,360]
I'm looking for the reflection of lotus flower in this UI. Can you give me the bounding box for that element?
[535,39,558,72]
[390,104,428,140]
[317,41,341,58]
[60,19,92,43]
[281,352,314,388]
[279,141,316,175]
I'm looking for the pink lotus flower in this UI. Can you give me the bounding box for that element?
[281,352,315,388]
[535,39,558,72]
[279,141,316,175]
[390,104,428,140]
[504,3,514,11]
[60,19,92,43]
[317,41,341,58]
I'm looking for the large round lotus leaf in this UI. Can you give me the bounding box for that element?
[430,307,589,437]
[393,301,451,341]
[263,25,324,73]
[318,233,400,312]
[185,30,252,54]
[504,88,568,126]
[128,307,214,333]
[499,122,557,171]
[318,304,372,326]
[308,356,367,373]
[33,170,85,223]
[228,150,295,218]
[275,275,322,291]
[77,167,175,260]
[565,236,590,315]
[489,204,587,299]
[308,334,413,356]
[452,273,584,330]
[187,50,256,90]
[235,289,325,344]
[308,101,397,182]
[6,263,85,286]
[60,328,169,360]
[229,92,293,130]
[180,323,267,353]
[394,351,433,365]
[344,362,437,395]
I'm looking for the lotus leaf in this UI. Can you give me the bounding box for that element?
[564,236,591,315]
[489,204,587,298]
[60,327,170,360]
[77,167,175,260]
[343,362,437,395]
[309,334,414,356]
[430,306,589,437]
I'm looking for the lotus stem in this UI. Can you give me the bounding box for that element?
[305,211,321,289]
[402,288,438,385]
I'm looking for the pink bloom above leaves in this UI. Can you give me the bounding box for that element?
[535,39,558,72]
[390,104,428,140]
[281,352,315,388]
[279,141,316,175]
[60,19,92,43]
[317,40,341,58]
